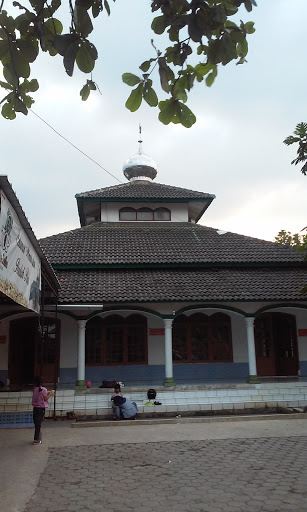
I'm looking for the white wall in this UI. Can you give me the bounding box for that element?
[59,315,78,367]
[100,202,189,222]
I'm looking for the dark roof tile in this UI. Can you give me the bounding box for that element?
[40,222,304,266]
[55,267,307,303]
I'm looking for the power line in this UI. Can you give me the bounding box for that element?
[30,109,203,226]
[30,109,123,185]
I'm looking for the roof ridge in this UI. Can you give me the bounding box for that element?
[76,181,215,198]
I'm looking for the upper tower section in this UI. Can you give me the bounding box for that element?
[75,129,215,227]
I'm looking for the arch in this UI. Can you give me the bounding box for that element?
[254,303,307,316]
[119,207,136,221]
[254,312,299,376]
[85,313,148,365]
[172,312,233,363]
[136,207,154,221]
[174,304,248,318]
[154,207,171,221]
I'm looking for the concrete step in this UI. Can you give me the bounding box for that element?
[71,412,307,428]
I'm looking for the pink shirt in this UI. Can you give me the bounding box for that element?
[32,387,49,408]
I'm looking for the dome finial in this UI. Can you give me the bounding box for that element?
[123,125,158,182]
[138,123,143,154]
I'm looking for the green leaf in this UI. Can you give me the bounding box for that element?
[206,67,217,87]
[27,79,39,92]
[158,100,176,125]
[122,73,141,86]
[16,39,38,63]
[0,80,13,91]
[80,83,90,101]
[2,102,16,120]
[143,86,158,107]
[74,6,93,37]
[11,48,30,78]
[173,80,187,102]
[64,41,79,76]
[3,64,19,87]
[44,18,63,35]
[244,21,255,34]
[158,58,174,93]
[151,16,166,35]
[244,0,253,12]
[125,83,143,112]
[0,40,9,60]
[0,11,15,33]
[76,41,97,73]
[92,1,102,18]
[22,94,35,108]
[53,34,80,56]
[104,0,110,16]
[176,101,196,128]
[29,0,44,12]
[87,79,96,90]
[188,17,203,43]
[14,97,28,115]
[237,38,248,57]
[139,60,152,72]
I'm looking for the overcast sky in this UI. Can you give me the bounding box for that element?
[0,0,306,242]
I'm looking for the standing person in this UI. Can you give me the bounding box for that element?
[32,376,54,445]
[111,383,123,420]
[113,396,138,420]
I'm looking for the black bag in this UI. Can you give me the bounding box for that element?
[99,380,118,388]
[147,388,156,400]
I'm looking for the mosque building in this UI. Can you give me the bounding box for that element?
[1,143,307,395]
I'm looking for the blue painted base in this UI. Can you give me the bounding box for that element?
[300,361,307,377]
[0,370,8,386]
[60,363,249,385]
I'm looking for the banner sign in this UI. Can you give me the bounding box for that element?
[0,190,41,313]
[298,329,307,336]
[149,328,165,336]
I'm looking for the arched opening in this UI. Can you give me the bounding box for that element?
[172,312,233,363]
[254,312,299,376]
[154,207,171,221]
[9,316,60,386]
[85,314,147,365]
[119,207,137,221]
[136,207,154,221]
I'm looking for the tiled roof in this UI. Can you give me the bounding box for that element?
[75,182,215,200]
[40,222,304,266]
[55,267,307,303]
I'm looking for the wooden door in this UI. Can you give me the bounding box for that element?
[9,318,36,386]
[254,314,276,376]
[273,314,299,376]
[35,318,60,384]
[255,313,299,377]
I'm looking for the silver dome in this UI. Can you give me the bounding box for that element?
[123,152,158,181]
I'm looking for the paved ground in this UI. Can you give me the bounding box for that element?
[1,417,307,512]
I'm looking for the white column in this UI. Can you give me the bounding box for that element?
[245,317,258,382]
[163,318,175,386]
[77,319,87,385]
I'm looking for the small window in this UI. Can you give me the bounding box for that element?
[154,208,171,221]
[137,208,153,221]
[119,207,136,221]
